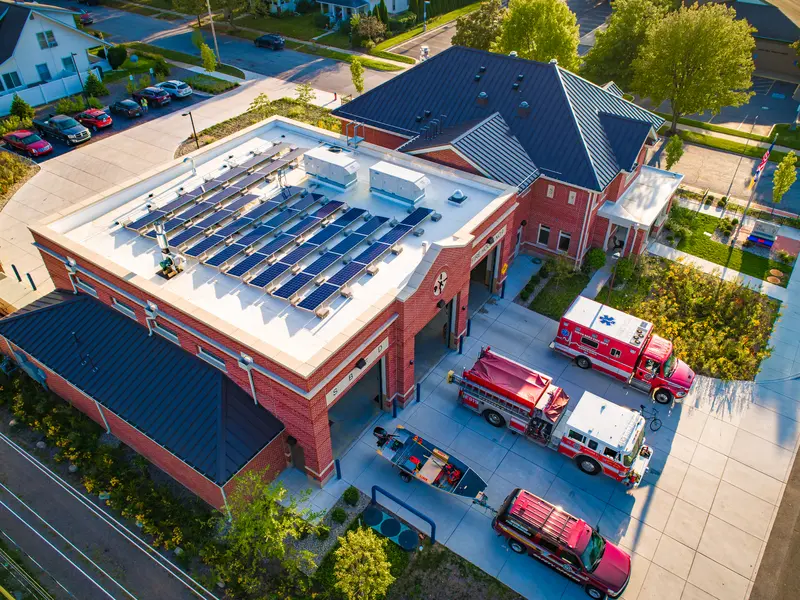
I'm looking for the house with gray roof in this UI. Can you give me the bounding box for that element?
[0,0,111,116]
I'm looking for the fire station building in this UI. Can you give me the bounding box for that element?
[0,48,681,506]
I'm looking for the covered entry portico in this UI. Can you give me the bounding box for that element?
[319,0,370,22]
[597,166,683,256]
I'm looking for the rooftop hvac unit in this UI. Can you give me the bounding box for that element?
[304,146,360,188]
[369,161,430,206]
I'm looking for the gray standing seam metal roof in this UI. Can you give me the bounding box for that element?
[0,293,284,485]
[0,3,30,66]
[333,46,664,191]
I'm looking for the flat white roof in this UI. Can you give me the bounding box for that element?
[371,161,429,184]
[598,166,683,228]
[47,118,513,374]
[305,145,359,168]
[564,296,652,347]
[567,391,643,452]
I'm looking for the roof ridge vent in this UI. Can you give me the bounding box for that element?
[479,65,486,72]
[477,91,489,107]
[517,101,531,118]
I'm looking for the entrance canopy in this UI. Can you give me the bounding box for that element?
[598,166,683,229]
[324,0,369,7]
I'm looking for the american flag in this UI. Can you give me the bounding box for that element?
[750,137,776,188]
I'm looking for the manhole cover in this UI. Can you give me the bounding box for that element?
[380,518,401,538]
[362,506,383,527]
[398,529,418,551]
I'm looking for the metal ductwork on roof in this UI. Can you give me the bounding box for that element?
[477,91,489,107]
[517,101,531,118]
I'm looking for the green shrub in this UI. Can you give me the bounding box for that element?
[731,218,739,226]
[153,57,170,77]
[717,197,727,208]
[583,247,607,271]
[530,274,541,286]
[0,152,33,197]
[777,250,796,265]
[331,507,347,524]
[55,95,85,114]
[343,486,359,506]
[296,0,316,13]
[87,97,104,109]
[0,115,32,136]
[107,45,128,70]
[614,257,635,283]
[388,10,416,31]
[84,72,109,97]
[10,94,35,120]
[314,12,330,28]
[520,289,531,301]
[667,234,674,242]
[539,261,551,279]
[317,525,330,540]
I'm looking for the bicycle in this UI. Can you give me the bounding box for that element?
[639,405,662,431]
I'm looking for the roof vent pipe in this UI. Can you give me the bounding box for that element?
[509,51,518,58]
[477,91,489,107]
[430,119,440,136]
[479,65,486,72]
[517,101,531,118]
[550,58,558,65]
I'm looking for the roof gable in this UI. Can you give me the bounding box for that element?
[0,4,30,65]
[598,112,653,172]
[0,293,283,484]
[334,47,663,191]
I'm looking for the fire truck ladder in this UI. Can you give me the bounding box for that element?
[447,371,533,423]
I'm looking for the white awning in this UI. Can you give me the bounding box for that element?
[598,166,683,229]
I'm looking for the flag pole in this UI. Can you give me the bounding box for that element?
[733,132,777,241]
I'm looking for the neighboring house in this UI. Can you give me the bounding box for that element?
[318,0,409,24]
[0,0,112,116]
[334,46,682,264]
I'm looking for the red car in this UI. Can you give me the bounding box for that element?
[76,109,112,131]
[493,488,631,599]
[2,130,53,158]
[79,10,93,24]
[132,87,171,107]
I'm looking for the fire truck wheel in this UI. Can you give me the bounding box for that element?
[507,539,526,554]
[575,356,592,370]
[584,584,607,600]
[576,455,602,475]
[653,388,673,404]
[483,409,506,428]
[399,471,412,483]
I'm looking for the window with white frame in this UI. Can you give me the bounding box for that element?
[36,31,57,49]
[537,225,550,246]
[558,231,571,252]
[546,184,555,198]
[62,57,76,73]
[75,276,97,297]
[112,297,136,319]
[2,71,21,90]
[153,322,180,345]
[198,346,227,371]
[568,191,577,205]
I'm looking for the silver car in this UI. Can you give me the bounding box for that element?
[157,80,193,98]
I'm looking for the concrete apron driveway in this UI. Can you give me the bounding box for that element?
[0,78,339,308]
[292,260,800,600]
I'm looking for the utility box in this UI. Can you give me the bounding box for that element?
[304,146,360,188]
[370,161,430,206]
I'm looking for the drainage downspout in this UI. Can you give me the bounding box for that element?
[576,192,592,267]
[237,354,258,405]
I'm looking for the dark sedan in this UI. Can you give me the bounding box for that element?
[254,34,285,50]
[132,87,171,107]
[109,99,144,117]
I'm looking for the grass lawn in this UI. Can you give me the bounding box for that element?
[669,206,793,285]
[373,1,481,51]
[132,0,174,9]
[286,41,403,71]
[234,13,323,40]
[185,73,238,94]
[529,272,591,320]
[102,0,162,16]
[675,129,788,164]
[124,42,246,78]
[771,123,800,150]
[596,257,778,380]
[320,31,416,64]
[155,11,183,20]
[101,56,160,83]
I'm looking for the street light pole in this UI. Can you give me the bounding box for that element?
[423,1,431,31]
[205,0,221,63]
[71,52,87,104]
[183,111,199,149]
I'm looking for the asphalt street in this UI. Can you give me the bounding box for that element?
[0,432,207,600]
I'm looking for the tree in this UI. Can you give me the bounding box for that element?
[357,15,386,45]
[452,0,505,51]
[491,0,580,71]
[334,528,395,600]
[664,134,684,171]
[409,0,419,21]
[350,57,365,94]
[9,94,35,121]
[173,0,206,16]
[106,45,128,70]
[773,151,798,207]
[219,0,246,26]
[633,3,755,134]
[583,247,607,271]
[83,72,110,97]
[249,92,272,117]
[200,42,217,72]
[191,28,205,50]
[295,82,316,105]
[580,0,669,88]
[378,0,389,24]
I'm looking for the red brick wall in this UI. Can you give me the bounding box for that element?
[223,430,288,499]
[519,179,590,261]
[773,236,800,258]
[590,216,610,251]
[338,120,410,149]
[413,148,483,176]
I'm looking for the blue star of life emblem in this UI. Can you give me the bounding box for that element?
[599,315,615,326]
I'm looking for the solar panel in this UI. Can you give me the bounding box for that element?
[249,263,292,288]
[353,242,390,266]
[230,172,267,190]
[260,210,295,232]
[227,252,269,278]
[215,216,255,238]
[332,208,368,228]
[244,200,281,222]
[330,233,365,255]
[184,236,221,257]
[298,283,340,311]
[258,233,295,257]
[238,143,289,170]
[126,210,165,232]
[206,186,241,205]
[315,201,345,220]
[272,273,314,299]
[305,225,341,246]
[378,225,413,245]
[285,215,320,237]
[401,207,434,227]
[169,226,203,247]
[356,216,390,236]
[210,166,246,186]
[328,262,365,286]
[286,193,320,214]
[237,224,275,248]
[193,209,230,230]
[205,244,243,267]
[281,244,316,264]
[303,252,340,276]
[226,193,260,212]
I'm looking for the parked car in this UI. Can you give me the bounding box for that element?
[156,80,192,98]
[254,34,285,50]
[79,10,93,25]
[32,114,90,146]
[132,86,171,107]
[109,99,143,118]
[76,108,112,131]
[493,488,631,599]
[1,130,53,158]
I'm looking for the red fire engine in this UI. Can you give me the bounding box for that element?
[448,348,653,486]
[551,296,695,404]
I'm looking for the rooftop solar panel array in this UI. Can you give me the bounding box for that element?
[168,193,261,248]
[248,207,368,290]
[296,207,434,312]
[182,186,304,258]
